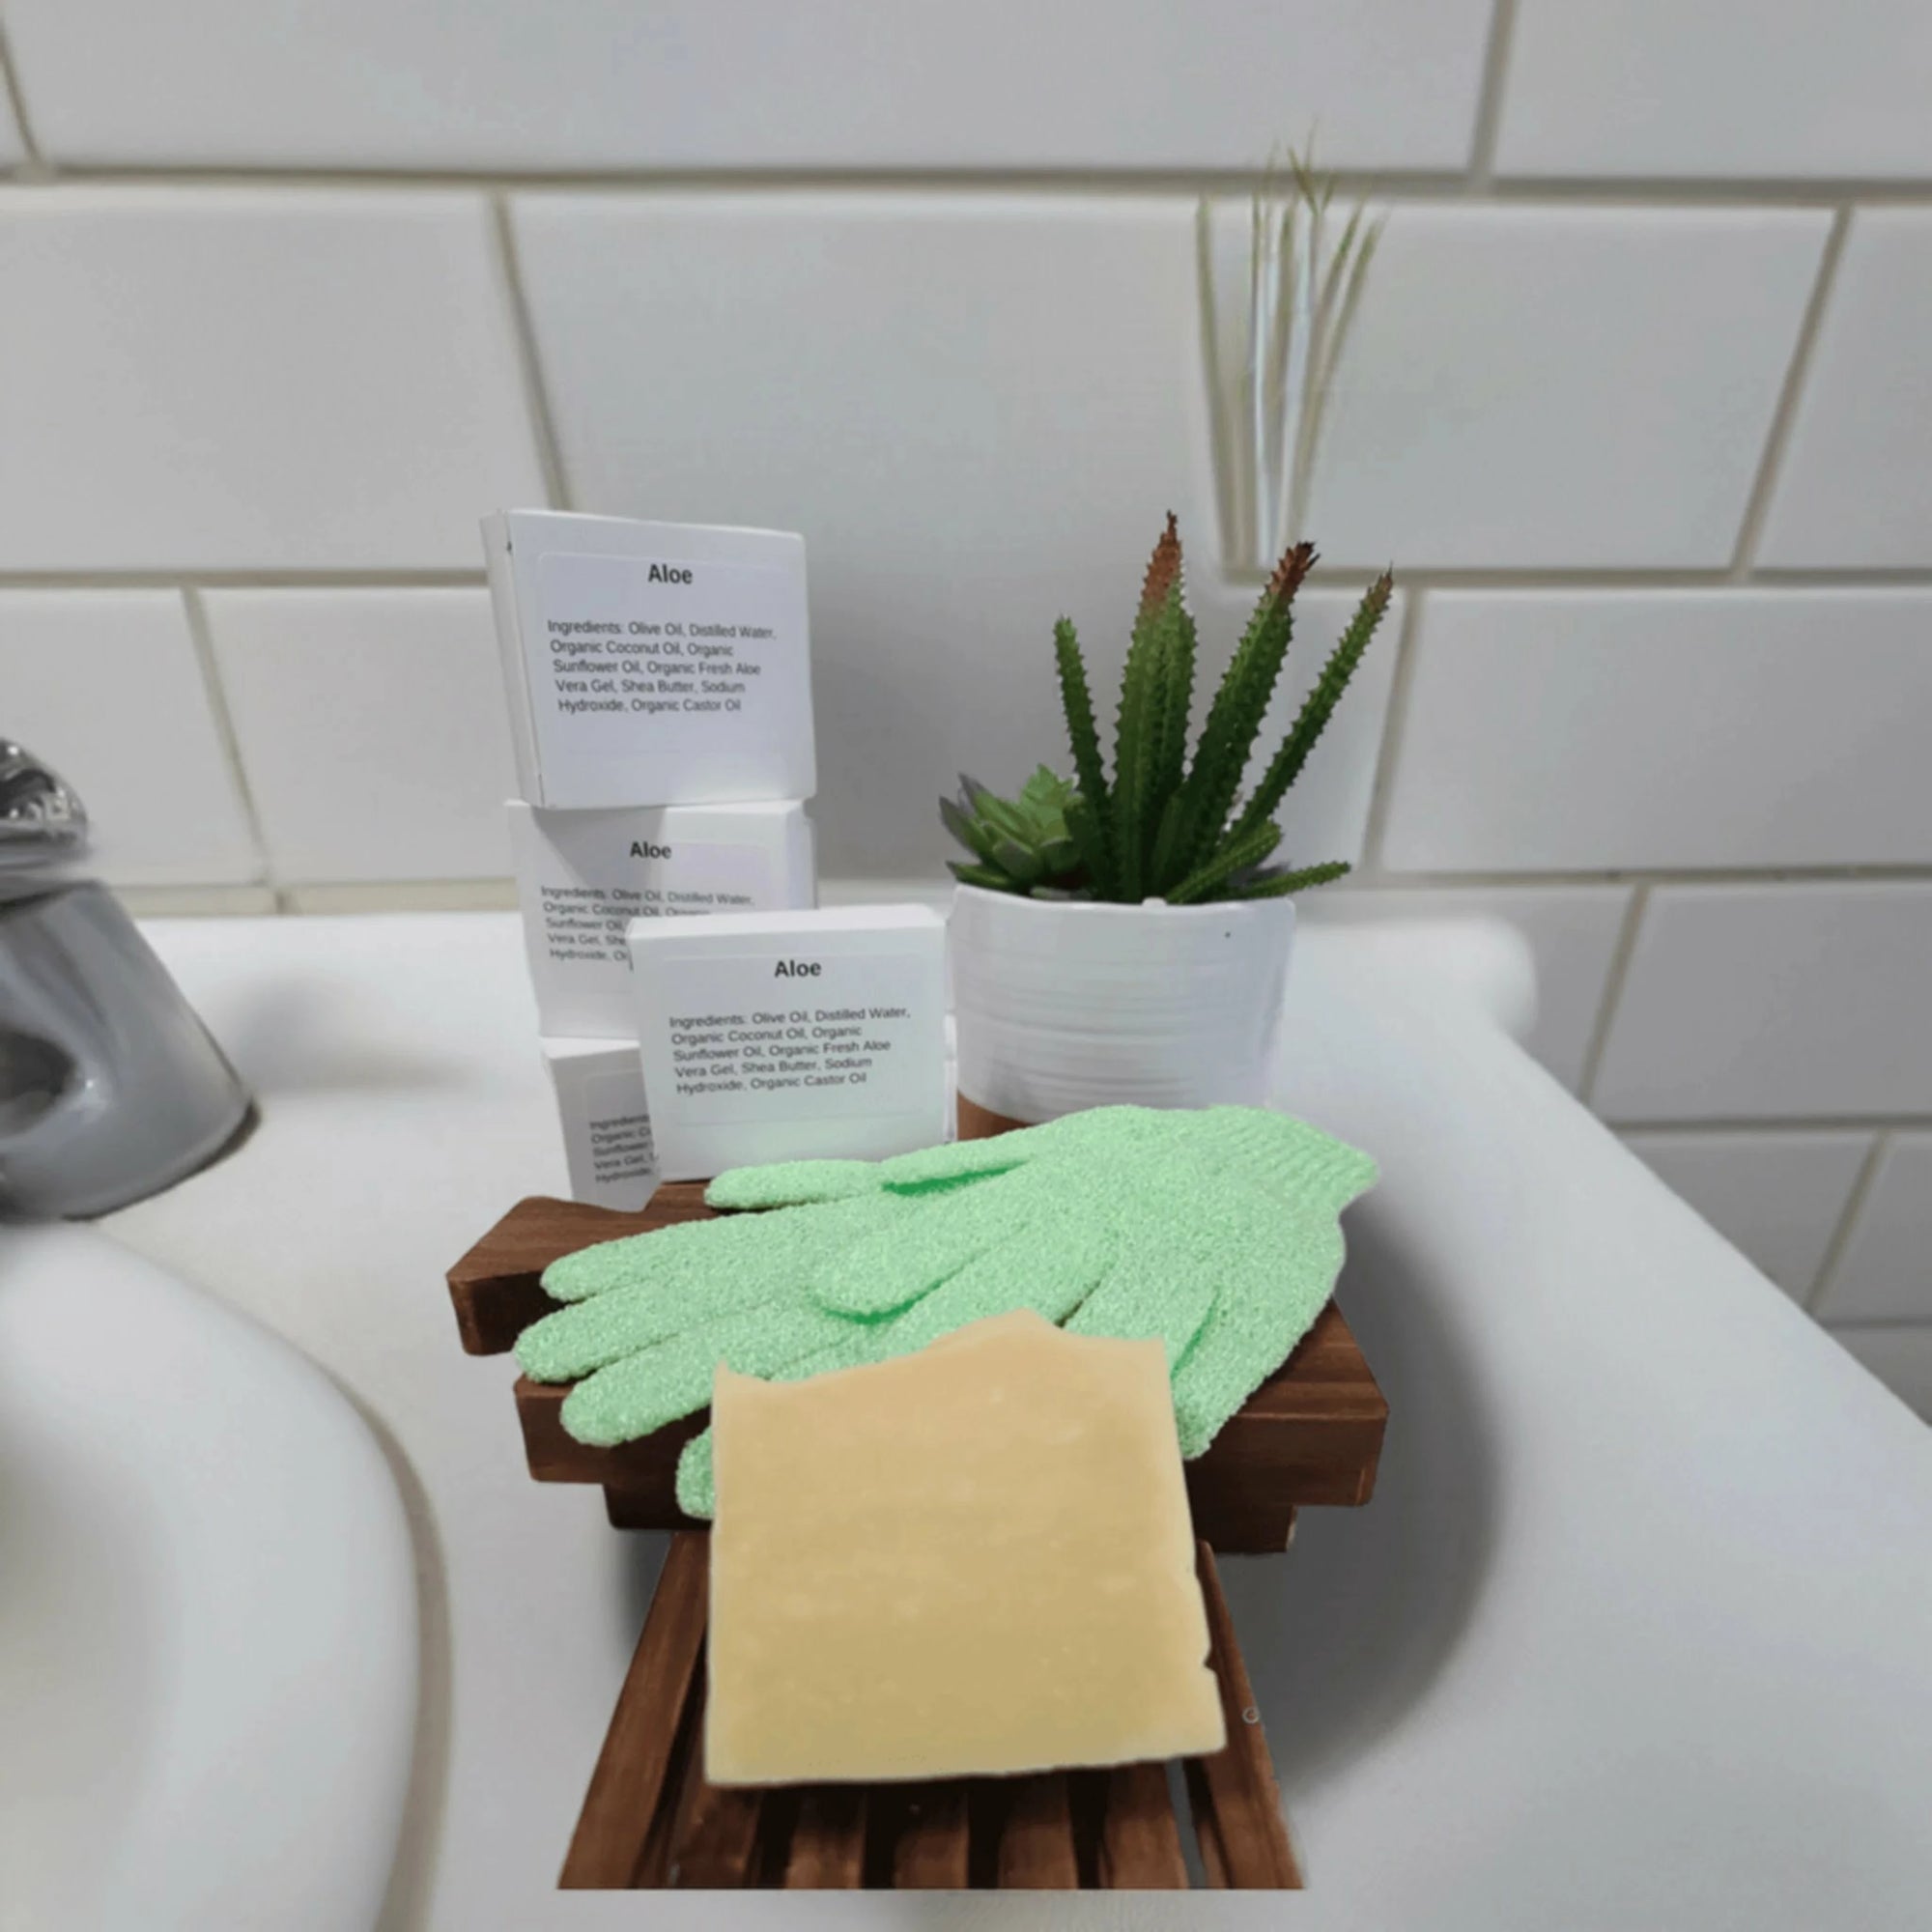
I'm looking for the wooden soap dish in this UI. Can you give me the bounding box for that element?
[445,1183,1389,1889]
[448,1187,1388,1552]
[560,1529,1298,1890]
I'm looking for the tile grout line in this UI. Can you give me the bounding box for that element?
[1463,0,1520,189]
[1803,1129,1891,1314]
[16,564,1932,594]
[0,14,51,179]
[114,867,1932,916]
[1728,206,1853,577]
[1230,565,1932,589]
[1354,586,1426,875]
[1364,862,1932,887]
[488,193,574,511]
[16,564,1932,593]
[1813,1316,1932,1335]
[21,160,1932,208]
[1575,881,1650,1106]
[179,584,276,894]
[0,568,489,589]
[1613,1113,1932,1135]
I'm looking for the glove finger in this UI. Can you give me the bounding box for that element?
[703,1107,1173,1208]
[1169,1208,1350,1459]
[872,1126,1040,1191]
[541,1203,807,1303]
[669,1216,1115,1520]
[705,1159,881,1210]
[676,1429,716,1518]
[522,1275,777,1383]
[559,1296,857,1448]
[529,1190,916,1373]
[809,1167,1048,1316]
[874,1216,1111,1354]
[525,1191,919,1378]
[1063,1222,1218,1369]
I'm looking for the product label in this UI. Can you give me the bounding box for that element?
[579,1067,656,1189]
[531,550,809,768]
[649,952,935,1123]
[534,840,778,975]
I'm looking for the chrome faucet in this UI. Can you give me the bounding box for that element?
[0,740,251,1217]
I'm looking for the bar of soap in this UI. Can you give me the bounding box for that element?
[705,1310,1225,1785]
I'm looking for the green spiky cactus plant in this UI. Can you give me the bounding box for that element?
[942,514,1392,904]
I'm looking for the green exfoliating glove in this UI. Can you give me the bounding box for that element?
[515,1105,1376,1516]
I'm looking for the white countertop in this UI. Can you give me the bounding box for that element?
[106,911,1932,1931]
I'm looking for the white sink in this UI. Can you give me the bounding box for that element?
[95,909,1932,1931]
[0,1223,416,1932]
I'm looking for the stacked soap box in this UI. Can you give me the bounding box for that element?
[483,510,819,1208]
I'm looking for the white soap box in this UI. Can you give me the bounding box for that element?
[542,1037,658,1212]
[482,508,816,810]
[629,905,949,1181]
[509,799,816,1038]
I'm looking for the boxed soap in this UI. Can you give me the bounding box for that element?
[541,1037,658,1211]
[481,509,816,810]
[509,799,816,1037]
[629,905,949,1180]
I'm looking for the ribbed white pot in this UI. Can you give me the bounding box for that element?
[950,884,1295,1123]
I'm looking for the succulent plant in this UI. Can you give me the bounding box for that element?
[941,766,1086,896]
[941,513,1392,905]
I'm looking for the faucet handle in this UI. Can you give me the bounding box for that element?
[0,739,90,872]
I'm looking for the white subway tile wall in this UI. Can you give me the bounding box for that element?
[0,5,1926,1411]
[1304,206,1830,568]
[1815,1135,1932,1325]
[1830,1328,1932,1427]
[1758,212,1932,567]
[1381,591,1932,871]
[1594,885,1932,1122]
[511,193,1208,877]
[1,1,1493,171]
[1496,3,1932,180]
[0,591,258,883]
[204,589,517,883]
[1309,886,1631,1093]
[1621,1130,1873,1301]
[0,189,547,569]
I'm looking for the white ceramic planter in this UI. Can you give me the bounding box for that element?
[949,883,1295,1122]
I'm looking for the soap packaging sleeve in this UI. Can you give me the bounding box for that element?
[509,799,817,1037]
[542,1037,657,1211]
[482,508,816,810]
[630,906,950,1181]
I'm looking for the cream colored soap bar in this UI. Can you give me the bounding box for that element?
[706,1310,1225,1786]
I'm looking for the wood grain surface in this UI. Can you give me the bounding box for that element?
[450,1187,1385,1549]
[558,1530,709,1889]
[557,1529,1299,1889]
[470,1105,1343,1890]
[1184,1540,1304,1888]
[1092,1760,1191,1889]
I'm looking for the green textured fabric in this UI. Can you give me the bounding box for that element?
[515,1105,1376,1517]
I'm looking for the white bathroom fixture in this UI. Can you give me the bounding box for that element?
[0,1224,417,1932]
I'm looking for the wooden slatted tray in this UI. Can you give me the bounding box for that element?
[561,1530,1301,1890]
[446,1176,1388,1888]
[447,1186,1388,1552]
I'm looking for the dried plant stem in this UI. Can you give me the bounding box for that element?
[1200,149,1383,566]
